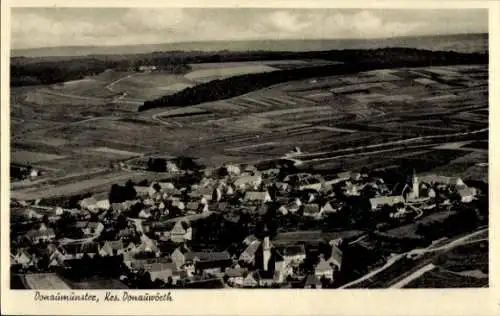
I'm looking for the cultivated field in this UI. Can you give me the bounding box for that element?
[404,240,488,288]
[11,63,488,201]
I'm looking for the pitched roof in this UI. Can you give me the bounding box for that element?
[369,196,405,208]
[80,197,98,206]
[186,202,201,211]
[303,204,320,214]
[102,240,124,251]
[243,235,258,245]
[276,245,306,257]
[189,186,213,197]
[185,251,231,262]
[134,186,150,195]
[62,242,98,255]
[315,258,333,272]
[225,267,248,278]
[458,187,476,197]
[131,258,175,271]
[240,240,261,257]
[234,175,262,187]
[328,245,343,269]
[244,191,269,201]
[26,228,55,238]
[158,182,176,190]
[419,174,463,186]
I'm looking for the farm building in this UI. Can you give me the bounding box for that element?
[369,196,405,211]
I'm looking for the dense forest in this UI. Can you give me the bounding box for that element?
[138,48,487,111]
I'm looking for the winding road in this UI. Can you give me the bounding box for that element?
[340,227,488,289]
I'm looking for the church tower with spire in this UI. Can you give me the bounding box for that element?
[412,169,419,199]
[262,235,271,271]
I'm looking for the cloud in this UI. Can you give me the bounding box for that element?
[10,8,487,49]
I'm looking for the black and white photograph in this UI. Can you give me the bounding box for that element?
[6,5,490,294]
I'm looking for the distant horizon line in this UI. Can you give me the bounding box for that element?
[11,32,488,52]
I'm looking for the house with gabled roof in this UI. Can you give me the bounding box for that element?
[225,164,241,176]
[26,223,56,244]
[169,197,185,210]
[233,174,262,190]
[419,174,465,187]
[189,186,214,202]
[77,221,104,237]
[188,251,232,276]
[314,256,334,280]
[134,236,161,257]
[369,195,405,211]
[170,221,192,243]
[138,208,153,219]
[320,201,336,214]
[457,187,477,203]
[276,245,306,266]
[79,193,110,213]
[243,191,272,204]
[225,267,248,286]
[185,201,202,214]
[185,251,231,263]
[61,242,98,260]
[243,235,258,246]
[111,200,140,213]
[241,272,259,288]
[12,249,34,268]
[239,240,261,264]
[303,203,322,218]
[134,186,151,198]
[99,240,124,257]
[171,246,191,269]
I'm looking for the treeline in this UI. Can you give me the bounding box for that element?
[12,47,486,88]
[11,56,190,87]
[138,48,488,111]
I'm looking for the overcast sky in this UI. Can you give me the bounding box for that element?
[11,8,488,49]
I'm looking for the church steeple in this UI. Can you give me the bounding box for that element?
[412,169,419,199]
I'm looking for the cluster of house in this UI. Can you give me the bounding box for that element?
[11,159,481,288]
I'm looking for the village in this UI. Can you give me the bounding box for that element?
[10,156,484,289]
